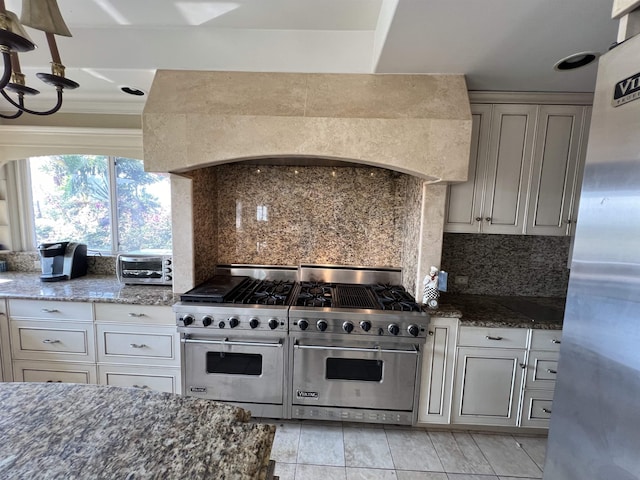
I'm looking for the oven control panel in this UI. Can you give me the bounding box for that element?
[289,313,428,339]
[174,305,288,331]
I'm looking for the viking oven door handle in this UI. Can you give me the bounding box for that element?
[293,343,419,355]
[181,337,283,348]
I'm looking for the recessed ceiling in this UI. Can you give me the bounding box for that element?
[1,0,619,116]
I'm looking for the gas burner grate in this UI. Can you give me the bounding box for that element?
[373,284,422,312]
[226,279,294,305]
[334,284,380,309]
[295,282,333,307]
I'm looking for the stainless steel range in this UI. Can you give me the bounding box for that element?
[174,266,297,419]
[174,264,429,425]
[288,265,429,425]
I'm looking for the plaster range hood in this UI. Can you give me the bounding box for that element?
[142,70,472,182]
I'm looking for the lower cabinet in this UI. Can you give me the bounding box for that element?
[5,300,181,395]
[13,360,97,384]
[0,298,9,381]
[417,316,458,424]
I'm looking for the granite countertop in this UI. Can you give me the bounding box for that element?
[0,383,275,480]
[429,293,565,330]
[0,272,179,306]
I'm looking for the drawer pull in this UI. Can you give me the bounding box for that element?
[551,339,561,344]
[130,343,148,349]
[519,363,527,369]
[46,380,63,383]
[546,368,557,374]
[42,339,61,344]
[128,313,147,318]
[41,308,60,313]
[132,384,150,389]
[485,335,503,341]
[542,407,552,414]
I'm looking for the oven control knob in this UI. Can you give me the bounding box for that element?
[298,319,309,330]
[229,317,239,328]
[181,315,194,326]
[408,324,420,337]
[218,321,226,329]
[360,321,372,332]
[202,316,213,327]
[268,318,279,330]
[388,323,400,336]
[249,318,260,329]
[343,321,354,333]
[316,320,328,331]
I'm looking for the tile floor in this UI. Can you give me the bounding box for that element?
[261,420,546,480]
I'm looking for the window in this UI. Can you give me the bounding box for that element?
[28,155,171,254]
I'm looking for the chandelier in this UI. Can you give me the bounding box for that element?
[0,0,78,119]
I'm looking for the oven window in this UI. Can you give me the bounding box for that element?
[206,352,262,375]
[326,358,382,382]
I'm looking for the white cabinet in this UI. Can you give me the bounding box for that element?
[445,103,591,236]
[417,316,458,424]
[451,327,528,426]
[0,298,9,381]
[6,299,180,393]
[8,300,95,383]
[94,303,181,394]
[520,329,562,428]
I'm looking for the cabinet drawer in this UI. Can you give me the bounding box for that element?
[458,327,528,348]
[9,299,92,321]
[96,324,179,366]
[94,303,174,325]
[530,329,563,352]
[526,351,559,389]
[11,320,95,362]
[98,365,181,394]
[520,389,554,427]
[13,360,97,384]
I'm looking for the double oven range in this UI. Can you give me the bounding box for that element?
[174,265,429,425]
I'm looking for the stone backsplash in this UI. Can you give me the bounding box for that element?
[0,252,116,276]
[441,233,571,297]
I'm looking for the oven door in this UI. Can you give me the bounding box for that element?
[292,338,419,411]
[182,335,285,404]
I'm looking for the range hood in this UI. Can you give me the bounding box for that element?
[142,71,472,181]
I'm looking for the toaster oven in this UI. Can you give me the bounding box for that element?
[116,252,173,285]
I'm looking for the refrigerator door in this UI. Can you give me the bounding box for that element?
[544,34,640,480]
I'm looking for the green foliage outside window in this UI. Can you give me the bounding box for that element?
[30,155,172,253]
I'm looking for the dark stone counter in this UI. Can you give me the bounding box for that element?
[0,383,275,480]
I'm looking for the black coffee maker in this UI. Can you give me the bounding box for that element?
[38,242,88,282]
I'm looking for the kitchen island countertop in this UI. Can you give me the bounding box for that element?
[0,272,178,306]
[0,382,275,480]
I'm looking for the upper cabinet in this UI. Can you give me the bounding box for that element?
[445,103,591,236]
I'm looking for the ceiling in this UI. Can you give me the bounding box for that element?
[2,0,619,116]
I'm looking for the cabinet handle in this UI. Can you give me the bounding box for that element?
[130,343,147,349]
[46,380,63,383]
[519,363,527,369]
[41,308,59,313]
[546,368,557,374]
[475,217,482,222]
[42,339,61,344]
[132,384,150,389]
[542,407,552,414]
[485,217,492,222]
[551,339,561,344]
[565,219,573,224]
[128,313,146,317]
[485,335,503,341]
[428,331,434,336]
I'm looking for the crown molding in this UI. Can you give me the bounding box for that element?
[468,91,594,105]
[0,126,143,162]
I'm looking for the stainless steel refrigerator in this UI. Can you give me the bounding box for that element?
[544,30,640,480]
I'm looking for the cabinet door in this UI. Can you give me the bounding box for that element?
[96,323,180,366]
[417,317,458,424]
[13,360,97,384]
[98,364,181,394]
[520,389,554,428]
[452,346,526,426]
[444,104,492,233]
[482,104,537,234]
[568,106,591,237]
[11,320,96,362]
[526,105,587,235]
[0,299,9,381]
